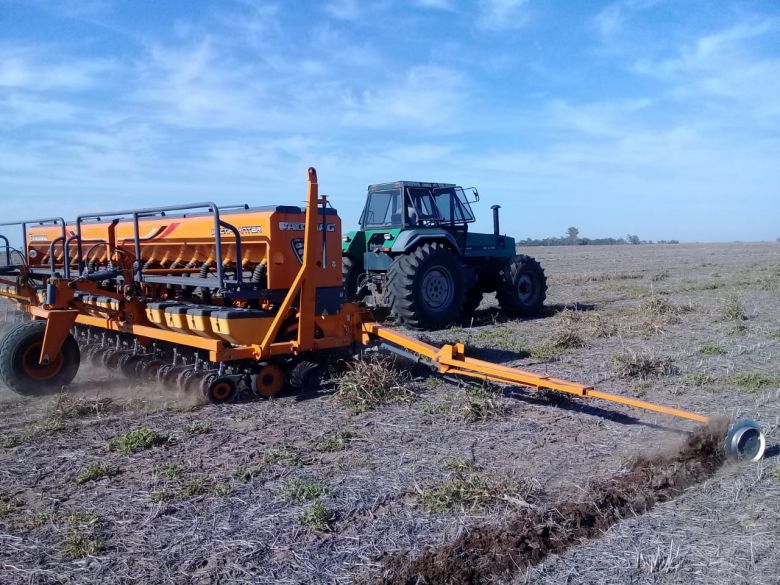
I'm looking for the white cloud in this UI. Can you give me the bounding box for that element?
[547,98,653,138]
[0,93,80,125]
[134,40,272,129]
[593,0,662,38]
[415,0,456,10]
[0,45,112,91]
[477,0,528,31]
[341,65,467,129]
[631,19,780,121]
[324,0,361,21]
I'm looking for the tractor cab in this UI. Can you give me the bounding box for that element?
[359,182,478,230]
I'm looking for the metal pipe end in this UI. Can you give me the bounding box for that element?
[724,419,766,462]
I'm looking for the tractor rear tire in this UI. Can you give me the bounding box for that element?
[388,242,465,330]
[342,255,364,302]
[496,255,547,317]
[0,320,80,396]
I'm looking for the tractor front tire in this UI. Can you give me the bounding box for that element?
[388,242,465,330]
[0,320,80,396]
[496,255,547,317]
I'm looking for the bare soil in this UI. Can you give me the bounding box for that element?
[0,243,778,584]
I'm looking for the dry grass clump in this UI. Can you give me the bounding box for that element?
[336,354,414,410]
[612,351,678,380]
[698,342,726,355]
[74,462,116,485]
[62,511,103,558]
[54,395,113,419]
[560,271,643,284]
[469,327,557,359]
[548,325,587,349]
[264,446,302,466]
[552,309,617,346]
[314,429,356,452]
[107,427,167,454]
[284,479,329,502]
[727,372,774,392]
[636,294,693,334]
[634,542,684,574]
[459,382,507,422]
[685,372,712,387]
[754,269,779,291]
[63,531,104,558]
[419,472,538,513]
[719,294,747,321]
[299,500,335,532]
[650,270,670,282]
[183,420,209,434]
[1,435,25,448]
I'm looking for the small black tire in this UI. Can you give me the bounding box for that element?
[87,346,110,366]
[496,255,547,317]
[342,255,365,302]
[156,363,174,385]
[289,360,321,390]
[204,375,237,404]
[120,355,145,378]
[387,242,465,330]
[162,365,189,388]
[0,320,80,396]
[103,349,127,370]
[176,368,196,393]
[140,359,167,383]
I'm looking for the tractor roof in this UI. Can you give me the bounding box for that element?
[368,181,457,192]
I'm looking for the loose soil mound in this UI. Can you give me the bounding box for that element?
[378,419,728,585]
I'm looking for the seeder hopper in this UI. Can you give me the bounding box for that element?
[0,168,766,461]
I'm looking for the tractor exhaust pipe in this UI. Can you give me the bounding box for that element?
[491,205,500,236]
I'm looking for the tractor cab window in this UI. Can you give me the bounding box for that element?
[407,188,441,226]
[361,189,402,228]
[433,187,476,224]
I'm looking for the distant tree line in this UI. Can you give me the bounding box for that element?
[517,227,680,247]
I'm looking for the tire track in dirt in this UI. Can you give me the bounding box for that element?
[376,418,728,585]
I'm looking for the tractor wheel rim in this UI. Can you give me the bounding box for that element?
[421,266,454,311]
[21,344,63,381]
[517,274,536,303]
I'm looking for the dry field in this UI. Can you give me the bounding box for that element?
[1,242,779,584]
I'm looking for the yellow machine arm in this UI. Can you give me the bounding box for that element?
[362,322,709,424]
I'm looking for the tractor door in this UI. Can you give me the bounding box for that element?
[432,187,474,252]
[405,187,440,226]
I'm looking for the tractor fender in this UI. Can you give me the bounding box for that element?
[390,229,460,255]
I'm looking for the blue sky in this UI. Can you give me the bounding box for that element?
[1,0,778,242]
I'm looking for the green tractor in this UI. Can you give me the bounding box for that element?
[341,181,547,330]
